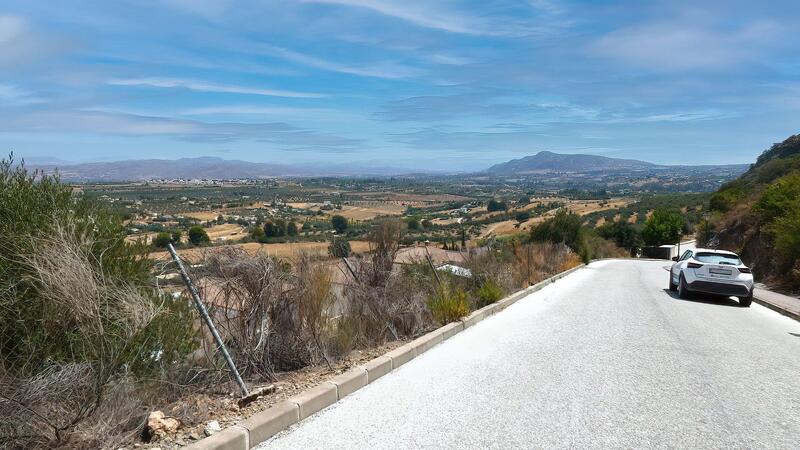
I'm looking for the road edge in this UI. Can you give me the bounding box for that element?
[752,296,800,322]
[184,263,588,449]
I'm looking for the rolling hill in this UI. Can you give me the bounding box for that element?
[486,151,656,174]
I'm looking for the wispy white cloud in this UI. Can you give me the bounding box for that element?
[303,0,531,36]
[262,44,423,79]
[107,77,326,98]
[0,83,45,105]
[0,108,362,149]
[590,19,783,71]
[181,105,335,116]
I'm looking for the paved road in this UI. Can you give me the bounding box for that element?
[262,260,800,449]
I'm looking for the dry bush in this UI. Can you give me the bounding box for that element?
[511,242,572,286]
[464,249,517,293]
[198,249,339,379]
[342,220,431,346]
[0,221,169,447]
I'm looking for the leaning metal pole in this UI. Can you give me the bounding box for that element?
[167,243,248,397]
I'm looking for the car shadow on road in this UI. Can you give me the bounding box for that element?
[661,289,742,308]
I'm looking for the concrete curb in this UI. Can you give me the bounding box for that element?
[753,296,800,322]
[182,262,588,449]
[238,402,298,446]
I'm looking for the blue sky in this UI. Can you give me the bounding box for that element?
[2,0,799,171]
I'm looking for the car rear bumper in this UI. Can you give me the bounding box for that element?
[687,280,751,297]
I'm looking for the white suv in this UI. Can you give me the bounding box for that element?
[669,248,754,307]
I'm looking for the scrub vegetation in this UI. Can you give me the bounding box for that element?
[706,135,800,291]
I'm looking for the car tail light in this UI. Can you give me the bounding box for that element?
[688,262,703,269]
[738,267,751,273]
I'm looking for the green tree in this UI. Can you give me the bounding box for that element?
[331,214,348,233]
[407,218,420,230]
[597,220,642,251]
[530,209,583,250]
[188,225,210,245]
[287,221,299,236]
[487,199,507,212]
[264,219,286,237]
[641,209,684,246]
[515,211,531,223]
[251,225,266,242]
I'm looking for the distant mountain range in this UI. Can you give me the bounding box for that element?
[485,150,748,175]
[25,151,750,181]
[27,157,424,181]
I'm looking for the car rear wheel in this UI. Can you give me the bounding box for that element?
[739,293,753,307]
[677,274,689,299]
[668,272,677,291]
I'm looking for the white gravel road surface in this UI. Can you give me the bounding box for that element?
[260,260,800,449]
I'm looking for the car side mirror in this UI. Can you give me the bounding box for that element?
[671,256,678,261]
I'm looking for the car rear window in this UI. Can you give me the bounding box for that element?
[694,252,742,265]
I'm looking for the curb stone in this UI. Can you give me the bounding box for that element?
[238,402,298,445]
[753,297,800,322]
[327,367,368,399]
[182,262,589,449]
[184,425,248,450]
[291,383,338,420]
[385,343,416,369]
[361,355,392,383]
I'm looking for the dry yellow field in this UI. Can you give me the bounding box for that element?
[125,232,159,244]
[205,223,247,242]
[479,198,631,238]
[181,211,222,221]
[150,240,372,263]
[335,204,406,220]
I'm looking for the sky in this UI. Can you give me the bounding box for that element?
[2,0,800,171]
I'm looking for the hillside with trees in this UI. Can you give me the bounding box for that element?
[705,134,800,291]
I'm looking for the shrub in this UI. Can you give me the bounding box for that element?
[188,225,210,245]
[515,211,531,223]
[772,208,800,261]
[755,173,800,222]
[0,157,196,447]
[475,280,504,307]
[407,218,420,230]
[153,231,172,248]
[328,238,351,258]
[427,283,470,325]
